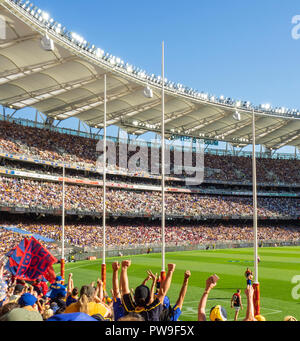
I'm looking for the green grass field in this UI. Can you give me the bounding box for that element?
[53,246,300,321]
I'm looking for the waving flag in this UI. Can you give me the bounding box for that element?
[5,238,29,276]
[43,264,57,284]
[5,237,57,282]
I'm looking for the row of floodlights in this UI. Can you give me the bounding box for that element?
[10,0,300,118]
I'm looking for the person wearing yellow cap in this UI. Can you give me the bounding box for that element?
[198,274,227,321]
[284,316,297,321]
[255,315,266,321]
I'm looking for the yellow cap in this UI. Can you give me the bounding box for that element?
[284,316,297,321]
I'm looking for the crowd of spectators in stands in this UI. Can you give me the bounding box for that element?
[1,218,300,257]
[1,120,300,184]
[0,177,298,218]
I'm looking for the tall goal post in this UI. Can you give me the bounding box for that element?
[160,41,166,283]
[101,74,107,291]
[252,108,260,316]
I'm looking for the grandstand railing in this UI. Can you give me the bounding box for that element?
[1,167,299,197]
[51,239,300,260]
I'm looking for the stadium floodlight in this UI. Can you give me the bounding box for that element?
[55,23,62,34]
[41,32,54,51]
[233,110,241,121]
[143,85,153,99]
[261,103,271,111]
[109,57,116,66]
[25,3,33,11]
[95,48,104,58]
[30,6,38,16]
[126,64,133,73]
[41,11,50,21]
[22,1,30,9]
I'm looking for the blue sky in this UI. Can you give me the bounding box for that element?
[31,0,300,109]
[8,0,300,152]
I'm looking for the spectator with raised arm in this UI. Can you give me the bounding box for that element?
[120,260,176,321]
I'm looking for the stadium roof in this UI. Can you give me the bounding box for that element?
[1,0,300,150]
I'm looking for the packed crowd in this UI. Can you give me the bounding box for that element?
[1,120,300,184]
[0,260,297,322]
[1,219,299,257]
[0,177,298,218]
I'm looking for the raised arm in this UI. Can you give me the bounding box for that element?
[147,270,158,304]
[94,278,104,303]
[198,276,218,321]
[157,264,176,304]
[243,286,255,321]
[67,273,73,296]
[141,272,151,286]
[112,261,121,299]
[120,260,131,296]
[175,270,191,310]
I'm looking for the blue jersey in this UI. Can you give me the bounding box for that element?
[171,305,182,321]
[66,295,78,307]
[113,297,125,321]
[48,283,67,299]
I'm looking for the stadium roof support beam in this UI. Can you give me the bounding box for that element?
[255,121,289,144]
[109,99,162,126]
[0,33,40,49]
[270,131,300,150]
[47,84,140,120]
[163,104,198,124]
[4,73,105,109]
[181,112,227,135]
[219,118,253,138]
[0,56,77,86]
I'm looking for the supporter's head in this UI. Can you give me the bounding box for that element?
[91,314,111,321]
[284,315,297,321]
[0,308,43,321]
[134,285,150,307]
[43,308,54,320]
[255,315,266,321]
[72,287,79,297]
[74,285,95,314]
[18,293,37,308]
[55,276,63,283]
[16,279,26,286]
[50,302,60,314]
[209,305,227,321]
[0,302,20,318]
[13,284,24,295]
